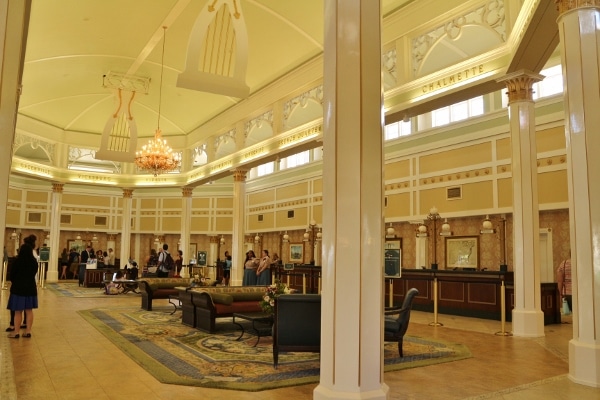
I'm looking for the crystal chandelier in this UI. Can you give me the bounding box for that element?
[135,26,181,176]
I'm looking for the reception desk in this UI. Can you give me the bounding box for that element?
[386,269,560,324]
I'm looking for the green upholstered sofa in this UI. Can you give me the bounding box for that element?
[187,286,266,333]
[137,277,191,311]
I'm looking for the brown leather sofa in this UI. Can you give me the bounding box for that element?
[137,278,191,311]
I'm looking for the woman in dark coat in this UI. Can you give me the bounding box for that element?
[7,234,38,338]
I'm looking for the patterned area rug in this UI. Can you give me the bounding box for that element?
[78,307,472,392]
[46,282,139,298]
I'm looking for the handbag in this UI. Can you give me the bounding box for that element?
[562,298,571,315]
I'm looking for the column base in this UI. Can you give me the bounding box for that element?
[314,383,389,400]
[569,339,600,387]
[511,308,544,337]
[46,271,59,283]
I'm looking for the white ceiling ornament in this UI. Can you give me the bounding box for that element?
[95,88,139,163]
[177,0,250,98]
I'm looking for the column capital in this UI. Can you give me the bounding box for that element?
[232,169,248,182]
[497,70,544,103]
[52,182,64,193]
[182,186,194,197]
[209,235,220,244]
[122,188,134,198]
[556,0,600,16]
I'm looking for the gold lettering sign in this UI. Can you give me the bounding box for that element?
[422,65,485,94]
[279,125,322,148]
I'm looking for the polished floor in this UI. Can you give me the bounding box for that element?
[1,283,598,400]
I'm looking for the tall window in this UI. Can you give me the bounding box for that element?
[431,96,484,128]
[384,120,412,141]
[280,150,310,170]
[256,161,274,177]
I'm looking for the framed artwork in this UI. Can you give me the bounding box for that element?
[67,239,84,253]
[189,243,197,260]
[384,239,402,276]
[445,236,479,270]
[289,243,304,263]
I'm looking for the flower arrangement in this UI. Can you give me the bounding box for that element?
[259,279,291,314]
[190,274,206,286]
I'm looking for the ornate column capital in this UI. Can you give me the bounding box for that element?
[52,182,64,193]
[182,186,194,197]
[233,168,248,182]
[556,0,600,16]
[122,188,134,198]
[497,70,544,103]
[209,235,220,244]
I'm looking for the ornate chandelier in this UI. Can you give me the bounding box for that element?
[135,26,181,176]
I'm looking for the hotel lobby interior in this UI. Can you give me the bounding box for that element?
[2,0,600,399]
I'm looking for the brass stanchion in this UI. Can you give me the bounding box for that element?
[302,273,306,294]
[429,277,443,326]
[495,280,512,336]
[389,279,394,307]
[318,274,321,294]
[286,273,290,288]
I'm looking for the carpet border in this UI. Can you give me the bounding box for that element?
[77,308,471,392]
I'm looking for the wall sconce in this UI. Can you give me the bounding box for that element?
[282,231,289,243]
[254,234,261,244]
[480,215,496,234]
[220,236,225,245]
[91,233,98,242]
[177,237,181,245]
[416,223,428,237]
[316,228,322,241]
[386,222,396,238]
[11,230,17,239]
[440,218,452,236]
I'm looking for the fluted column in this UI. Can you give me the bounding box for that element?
[315,1,386,399]
[497,71,545,338]
[180,187,193,278]
[557,0,600,387]
[120,189,133,265]
[231,169,247,286]
[46,183,64,282]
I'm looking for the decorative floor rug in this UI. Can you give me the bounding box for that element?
[46,282,139,298]
[78,307,472,391]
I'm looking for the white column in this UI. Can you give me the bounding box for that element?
[180,187,193,278]
[120,189,133,265]
[231,169,247,286]
[46,183,64,282]
[315,1,387,399]
[498,71,544,338]
[0,1,30,271]
[557,1,600,387]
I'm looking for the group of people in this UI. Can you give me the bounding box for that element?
[60,246,115,279]
[242,249,280,286]
[145,244,183,278]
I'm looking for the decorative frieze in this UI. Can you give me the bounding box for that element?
[282,85,324,122]
[556,0,600,15]
[244,110,273,138]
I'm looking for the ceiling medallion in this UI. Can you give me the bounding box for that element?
[135,26,181,176]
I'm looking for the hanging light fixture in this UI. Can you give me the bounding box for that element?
[134,26,181,176]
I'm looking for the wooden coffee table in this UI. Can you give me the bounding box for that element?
[232,312,273,346]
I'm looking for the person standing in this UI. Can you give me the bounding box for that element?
[223,251,232,286]
[175,249,183,277]
[157,244,170,278]
[557,254,572,312]
[256,249,271,286]
[60,248,69,279]
[242,250,258,286]
[6,234,38,338]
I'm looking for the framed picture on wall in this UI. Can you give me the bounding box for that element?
[384,239,402,276]
[289,243,304,263]
[67,239,84,253]
[445,236,479,270]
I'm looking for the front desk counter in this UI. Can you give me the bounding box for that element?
[386,269,560,325]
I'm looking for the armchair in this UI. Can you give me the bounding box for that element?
[384,288,419,357]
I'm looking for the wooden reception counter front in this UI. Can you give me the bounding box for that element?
[385,269,561,325]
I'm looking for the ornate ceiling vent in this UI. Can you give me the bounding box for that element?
[177,0,250,98]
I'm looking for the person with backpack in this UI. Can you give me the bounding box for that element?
[157,244,173,277]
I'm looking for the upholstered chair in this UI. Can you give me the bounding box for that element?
[384,288,419,357]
